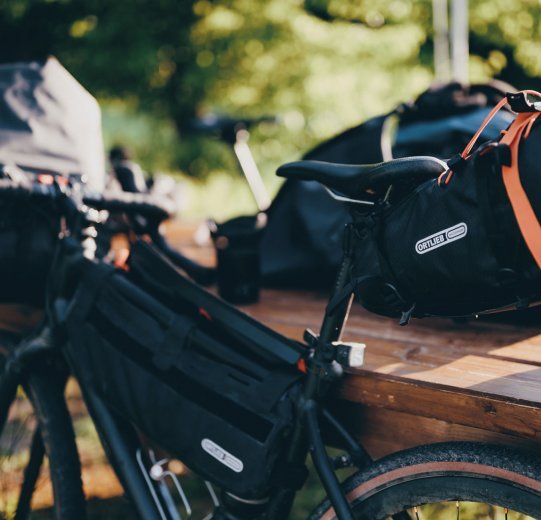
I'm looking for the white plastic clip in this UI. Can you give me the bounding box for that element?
[332,341,366,368]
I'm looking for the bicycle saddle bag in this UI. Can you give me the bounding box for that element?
[64,242,304,499]
[349,91,541,321]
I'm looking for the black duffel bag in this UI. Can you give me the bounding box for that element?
[63,241,304,499]
[261,82,515,288]
[347,91,541,321]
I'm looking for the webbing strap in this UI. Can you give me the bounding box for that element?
[446,90,541,269]
[499,111,541,268]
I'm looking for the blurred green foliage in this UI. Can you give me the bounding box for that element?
[1,0,541,181]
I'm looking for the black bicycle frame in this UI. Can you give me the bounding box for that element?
[271,222,362,520]
[95,223,362,519]
[25,212,365,520]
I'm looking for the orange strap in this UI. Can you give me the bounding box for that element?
[461,96,510,159]
[499,110,541,268]
[438,96,509,186]
[439,90,541,268]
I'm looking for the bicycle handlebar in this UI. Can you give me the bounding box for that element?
[82,191,176,221]
[0,175,215,285]
[0,178,55,199]
[0,177,175,221]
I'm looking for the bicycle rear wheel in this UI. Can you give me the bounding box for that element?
[310,442,541,519]
[0,332,85,519]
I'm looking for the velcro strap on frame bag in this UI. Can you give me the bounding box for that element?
[350,90,541,322]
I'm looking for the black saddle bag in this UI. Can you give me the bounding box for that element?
[350,92,541,320]
[63,241,303,499]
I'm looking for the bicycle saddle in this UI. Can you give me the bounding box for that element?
[277,156,447,200]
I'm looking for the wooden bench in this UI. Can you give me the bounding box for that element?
[166,221,541,459]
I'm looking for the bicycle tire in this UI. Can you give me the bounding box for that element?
[1,353,86,520]
[309,442,541,519]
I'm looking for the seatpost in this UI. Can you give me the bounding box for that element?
[232,128,271,211]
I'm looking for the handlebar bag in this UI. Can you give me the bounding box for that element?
[63,242,304,500]
[0,57,106,305]
[0,195,59,306]
[349,91,541,321]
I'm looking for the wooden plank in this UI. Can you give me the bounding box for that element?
[331,404,541,459]
[337,372,541,441]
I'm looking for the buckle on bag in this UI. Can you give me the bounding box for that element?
[506,92,541,113]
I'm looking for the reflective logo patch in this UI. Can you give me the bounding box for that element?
[415,223,468,255]
[201,438,244,473]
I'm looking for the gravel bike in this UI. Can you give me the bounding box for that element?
[0,159,540,520]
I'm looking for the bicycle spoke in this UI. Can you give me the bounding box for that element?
[14,428,45,520]
[403,503,524,520]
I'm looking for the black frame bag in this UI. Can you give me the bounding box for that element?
[64,242,303,499]
[350,90,541,321]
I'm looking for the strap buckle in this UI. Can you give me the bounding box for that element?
[506,92,541,113]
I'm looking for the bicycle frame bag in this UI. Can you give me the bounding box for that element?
[64,241,304,499]
[349,90,541,321]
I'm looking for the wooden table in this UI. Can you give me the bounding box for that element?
[167,221,541,459]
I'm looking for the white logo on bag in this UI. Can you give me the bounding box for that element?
[201,438,244,473]
[415,223,468,254]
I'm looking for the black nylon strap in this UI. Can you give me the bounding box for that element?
[475,152,509,272]
[93,278,197,371]
[66,262,116,326]
[370,219,414,314]
[153,314,196,370]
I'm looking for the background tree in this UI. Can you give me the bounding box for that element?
[1,0,540,183]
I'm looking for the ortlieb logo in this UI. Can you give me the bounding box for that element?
[201,438,244,473]
[415,223,468,255]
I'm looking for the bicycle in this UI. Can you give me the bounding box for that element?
[0,156,540,520]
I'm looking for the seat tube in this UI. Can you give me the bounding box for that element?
[319,223,355,344]
[302,223,356,401]
[275,224,358,519]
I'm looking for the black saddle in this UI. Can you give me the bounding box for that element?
[276,156,447,201]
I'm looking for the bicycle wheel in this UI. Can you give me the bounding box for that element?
[0,332,85,519]
[310,442,541,519]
